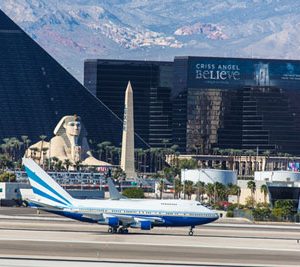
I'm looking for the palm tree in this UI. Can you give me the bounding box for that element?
[41,147,49,168]
[101,141,112,162]
[21,135,29,155]
[260,184,268,204]
[228,184,241,207]
[7,137,22,161]
[64,159,72,171]
[247,180,256,207]
[195,181,205,202]
[97,142,105,160]
[205,183,215,204]
[150,148,159,172]
[0,154,13,170]
[74,160,82,171]
[215,182,227,202]
[184,180,194,200]
[174,179,182,199]
[107,145,116,164]
[170,144,179,165]
[136,148,144,171]
[115,147,121,165]
[158,179,164,199]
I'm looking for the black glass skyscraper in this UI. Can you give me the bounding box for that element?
[0,10,128,147]
[173,56,300,155]
[84,59,173,148]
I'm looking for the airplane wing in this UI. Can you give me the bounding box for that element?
[100,213,165,229]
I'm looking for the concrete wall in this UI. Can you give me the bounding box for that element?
[255,171,300,182]
[0,183,31,200]
[181,169,237,185]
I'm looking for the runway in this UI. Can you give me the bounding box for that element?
[0,208,300,266]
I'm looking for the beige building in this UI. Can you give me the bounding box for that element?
[235,180,268,205]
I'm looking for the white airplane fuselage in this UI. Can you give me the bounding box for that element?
[53,198,219,227]
[23,158,219,233]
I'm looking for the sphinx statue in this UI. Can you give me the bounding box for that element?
[27,115,110,167]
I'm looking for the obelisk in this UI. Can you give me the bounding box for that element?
[120,81,137,178]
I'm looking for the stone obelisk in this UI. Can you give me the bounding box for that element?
[120,81,137,178]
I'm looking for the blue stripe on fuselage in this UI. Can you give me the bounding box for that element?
[25,166,71,205]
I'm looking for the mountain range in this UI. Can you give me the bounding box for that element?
[1,0,300,82]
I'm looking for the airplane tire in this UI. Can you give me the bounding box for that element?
[188,230,194,236]
[108,228,112,233]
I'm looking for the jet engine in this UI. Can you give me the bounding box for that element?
[131,219,152,230]
[107,217,119,227]
[140,220,152,230]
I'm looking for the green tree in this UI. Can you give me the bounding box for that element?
[195,181,205,202]
[178,159,198,170]
[205,183,215,204]
[215,182,228,202]
[122,187,144,198]
[0,172,16,182]
[174,179,182,199]
[274,199,294,217]
[0,154,13,170]
[183,180,194,200]
[97,141,111,162]
[112,167,126,180]
[252,207,272,221]
[228,184,241,207]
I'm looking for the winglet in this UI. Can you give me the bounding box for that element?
[107,178,127,200]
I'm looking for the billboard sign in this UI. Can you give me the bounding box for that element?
[187,57,300,89]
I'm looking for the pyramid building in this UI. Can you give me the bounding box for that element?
[0,10,134,147]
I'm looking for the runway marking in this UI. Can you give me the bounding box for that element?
[1,227,299,242]
[0,256,290,267]
[0,237,299,253]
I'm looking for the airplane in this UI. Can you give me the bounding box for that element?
[23,158,219,236]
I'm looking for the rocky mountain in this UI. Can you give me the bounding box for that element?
[1,0,300,82]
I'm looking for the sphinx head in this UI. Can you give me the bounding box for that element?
[54,115,86,139]
[64,117,81,137]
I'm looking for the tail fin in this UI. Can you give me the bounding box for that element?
[107,177,127,200]
[23,158,73,207]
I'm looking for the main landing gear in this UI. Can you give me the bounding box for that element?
[188,226,195,236]
[107,226,129,234]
